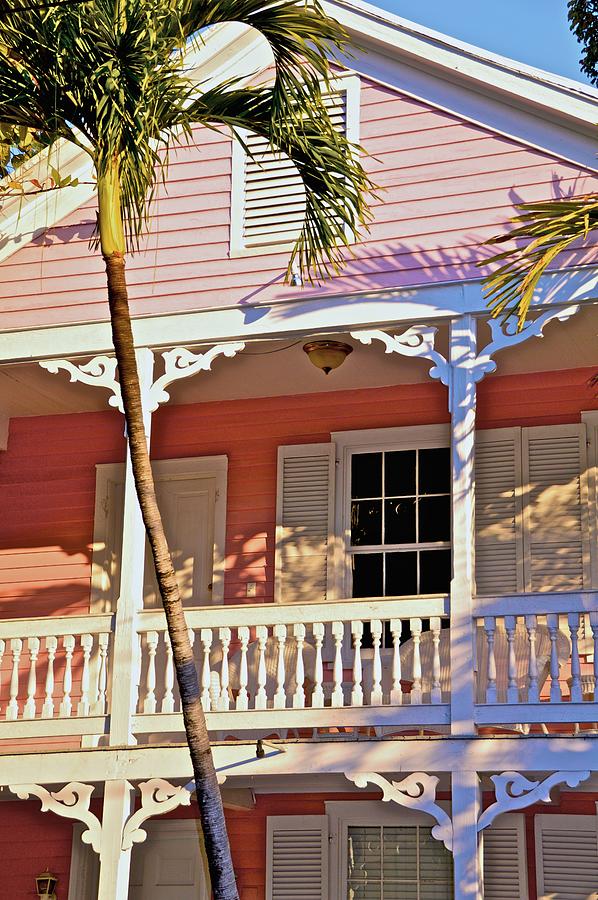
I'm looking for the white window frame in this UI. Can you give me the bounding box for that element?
[90,455,228,611]
[326,799,453,900]
[331,425,451,600]
[230,74,361,257]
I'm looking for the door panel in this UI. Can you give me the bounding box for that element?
[128,821,209,900]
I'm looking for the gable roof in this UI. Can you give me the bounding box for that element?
[1,4,596,267]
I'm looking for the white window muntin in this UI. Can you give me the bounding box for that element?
[332,425,451,600]
[230,74,361,257]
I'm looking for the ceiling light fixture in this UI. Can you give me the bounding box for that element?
[303,340,353,375]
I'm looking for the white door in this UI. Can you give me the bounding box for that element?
[129,820,209,900]
[142,474,217,608]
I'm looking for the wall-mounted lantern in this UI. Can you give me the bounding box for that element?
[36,871,58,899]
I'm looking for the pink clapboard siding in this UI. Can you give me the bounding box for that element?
[0,80,596,329]
[1,368,595,621]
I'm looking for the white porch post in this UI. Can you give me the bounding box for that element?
[452,770,482,899]
[108,348,155,746]
[97,779,134,900]
[449,315,477,736]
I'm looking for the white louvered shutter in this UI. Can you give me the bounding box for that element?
[275,443,335,604]
[536,813,598,899]
[238,89,351,250]
[483,814,528,898]
[475,429,524,595]
[522,424,591,592]
[266,815,328,899]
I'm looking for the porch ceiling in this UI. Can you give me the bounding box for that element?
[0,303,596,418]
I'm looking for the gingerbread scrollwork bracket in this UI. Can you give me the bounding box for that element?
[40,356,123,412]
[477,769,590,832]
[346,771,453,851]
[351,326,451,388]
[121,778,192,850]
[148,342,246,411]
[471,305,580,383]
[9,782,102,853]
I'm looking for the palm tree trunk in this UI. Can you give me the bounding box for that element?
[98,170,239,900]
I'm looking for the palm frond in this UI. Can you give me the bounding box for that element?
[480,194,598,327]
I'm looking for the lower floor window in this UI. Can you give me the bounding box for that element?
[347,824,453,899]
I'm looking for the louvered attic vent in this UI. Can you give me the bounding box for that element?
[230,77,360,254]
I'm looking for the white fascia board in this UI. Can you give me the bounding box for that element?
[1,266,596,365]
[324,0,598,131]
[0,736,597,785]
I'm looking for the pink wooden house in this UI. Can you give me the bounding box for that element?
[1,1,598,896]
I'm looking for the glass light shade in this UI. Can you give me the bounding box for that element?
[303,340,353,375]
[36,872,57,897]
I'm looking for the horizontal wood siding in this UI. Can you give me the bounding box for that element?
[0,80,595,329]
[0,368,596,621]
[0,798,74,898]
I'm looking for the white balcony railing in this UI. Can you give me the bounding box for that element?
[0,614,112,741]
[0,592,597,747]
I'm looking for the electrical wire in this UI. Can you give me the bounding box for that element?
[243,341,302,356]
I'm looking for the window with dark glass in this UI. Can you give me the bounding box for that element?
[350,448,451,598]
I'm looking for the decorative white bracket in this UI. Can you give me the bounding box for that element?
[346,771,453,851]
[121,778,192,850]
[40,356,123,412]
[39,342,246,414]
[148,342,245,411]
[477,769,591,832]
[352,305,580,409]
[9,782,102,853]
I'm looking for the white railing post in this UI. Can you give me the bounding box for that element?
[108,348,155,746]
[24,636,40,719]
[312,623,325,709]
[42,636,57,718]
[449,315,477,735]
[525,614,539,703]
[219,627,231,712]
[390,619,403,706]
[77,634,93,717]
[331,621,345,708]
[6,637,22,721]
[370,620,383,706]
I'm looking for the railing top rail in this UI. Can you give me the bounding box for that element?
[0,613,114,640]
[137,595,450,632]
[473,591,598,618]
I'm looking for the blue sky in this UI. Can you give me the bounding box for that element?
[376,0,589,84]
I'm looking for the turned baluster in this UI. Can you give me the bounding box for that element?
[23,637,40,720]
[525,615,539,703]
[272,624,287,710]
[236,626,250,711]
[143,631,159,714]
[331,621,344,708]
[504,616,518,704]
[430,617,442,705]
[390,619,403,706]
[95,633,109,715]
[60,635,75,717]
[483,617,497,704]
[161,633,175,713]
[77,634,93,717]
[219,627,231,711]
[568,613,582,703]
[410,618,423,705]
[293,623,306,709]
[6,638,22,721]
[200,629,213,712]
[351,621,364,707]
[255,626,268,710]
[370,620,383,706]
[0,639,4,716]
[312,623,325,708]
[42,636,57,718]
[546,614,562,703]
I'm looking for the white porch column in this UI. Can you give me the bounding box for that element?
[97,779,134,900]
[108,348,155,746]
[452,770,482,899]
[449,315,477,736]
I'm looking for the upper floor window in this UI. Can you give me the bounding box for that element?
[230,76,360,256]
[350,447,451,599]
